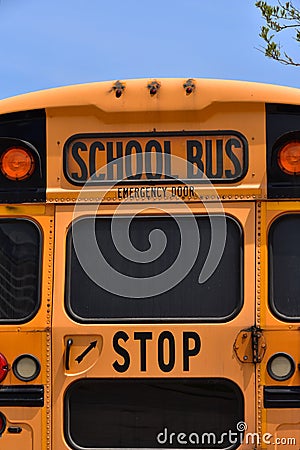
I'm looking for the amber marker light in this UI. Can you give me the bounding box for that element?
[278,141,300,175]
[0,147,35,181]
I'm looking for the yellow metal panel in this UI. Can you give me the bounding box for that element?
[46,100,266,199]
[0,79,300,114]
[0,205,54,450]
[259,201,300,449]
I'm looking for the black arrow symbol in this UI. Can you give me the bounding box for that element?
[75,341,97,364]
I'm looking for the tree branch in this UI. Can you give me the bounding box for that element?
[256,0,300,66]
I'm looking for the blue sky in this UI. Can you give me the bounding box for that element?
[0,0,299,100]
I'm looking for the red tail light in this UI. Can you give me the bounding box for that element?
[0,412,6,435]
[0,354,8,383]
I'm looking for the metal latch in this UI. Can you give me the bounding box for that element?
[233,327,266,363]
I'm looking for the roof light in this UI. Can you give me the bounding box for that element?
[183,78,195,95]
[0,147,35,181]
[112,81,125,98]
[267,353,295,381]
[278,141,300,175]
[147,80,160,96]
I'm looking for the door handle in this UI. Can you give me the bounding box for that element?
[65,338,73,371]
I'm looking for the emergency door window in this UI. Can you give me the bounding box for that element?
[0,219,41,322]
[65,215,243,322]
[269,214,300,320]
[65,378,244,449]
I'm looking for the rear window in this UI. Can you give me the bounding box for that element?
[65,215,243,322]
[64,378,244,449]
[0,219,41,322]
[269,214,300,321]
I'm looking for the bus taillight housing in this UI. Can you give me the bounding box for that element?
[267,104,300,198]
[0,109,46,203]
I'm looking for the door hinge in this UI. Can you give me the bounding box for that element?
[234,326,266,363]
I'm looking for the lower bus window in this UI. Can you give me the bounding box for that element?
[269,214,300,320]
[64,378,244,449]
[0,219,41,322]
[65,216,243,322]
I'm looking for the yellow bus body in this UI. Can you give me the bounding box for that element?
[0,79,298,450]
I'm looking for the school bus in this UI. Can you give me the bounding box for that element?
[0,78,298,450]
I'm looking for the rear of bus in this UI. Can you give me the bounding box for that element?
[0,79,298,450]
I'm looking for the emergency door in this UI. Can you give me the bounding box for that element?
[53,202,256,450]
[258,202,300,449]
